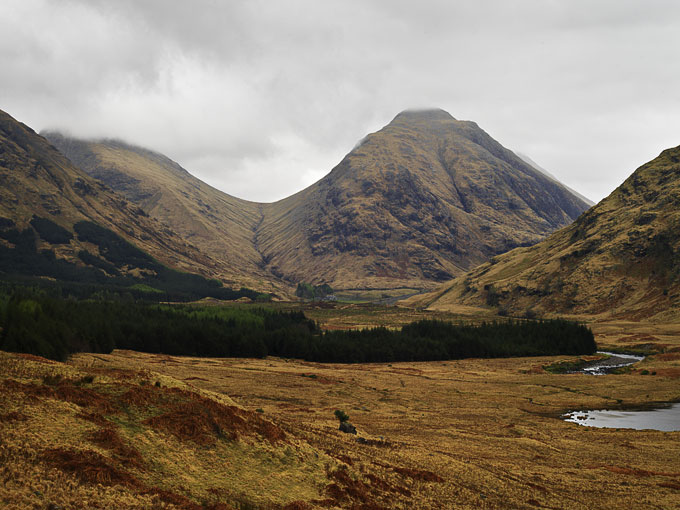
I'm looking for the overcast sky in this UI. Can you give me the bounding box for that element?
[2,0,679,203]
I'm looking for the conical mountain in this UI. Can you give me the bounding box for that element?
[411,145,680,321]
[0,108,228,294]
[46,109,590,293]
[256,109,590,290]
[43,133,284,293]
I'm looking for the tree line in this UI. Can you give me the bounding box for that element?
[0,288,596,363]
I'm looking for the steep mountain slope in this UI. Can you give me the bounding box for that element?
[257,109,590,290]
[0,109,228,293]
[412,145,680,321]
[46,109,590,292]
[42,133,285,293]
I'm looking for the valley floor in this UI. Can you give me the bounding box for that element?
[2,317,680,509]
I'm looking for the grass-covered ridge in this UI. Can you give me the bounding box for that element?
[0,287,595,362]
[0,218,268,302]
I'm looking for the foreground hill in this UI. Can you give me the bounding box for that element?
[47,109,589,293]
[410,145,680,321]
[0,109,248,299]
[42,133,285,293]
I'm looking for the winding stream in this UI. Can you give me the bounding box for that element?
[578,351,644,375]
[563,351,680,431]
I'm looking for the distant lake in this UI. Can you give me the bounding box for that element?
[563,403,680,431]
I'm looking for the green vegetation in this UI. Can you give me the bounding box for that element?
[295,282,334,300]
[0,287,312,361]
[0,219,267,302]
[0,287,596,363]
[334,410,350,423]
[543,358,593,374]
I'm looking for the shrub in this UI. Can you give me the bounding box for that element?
[334,410,349,423]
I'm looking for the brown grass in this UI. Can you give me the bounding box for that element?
[144,391,286,445]
[42,448,141,488]
[0,411,28,422]
[391,465,444,483]
[87,427,145,469]
[15,353,56,364]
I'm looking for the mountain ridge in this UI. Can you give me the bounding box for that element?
[0,108,247,298]
[44,108,591,292]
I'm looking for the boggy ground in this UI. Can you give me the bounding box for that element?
[67,322,680,510]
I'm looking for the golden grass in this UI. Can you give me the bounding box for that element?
[3,306,679,509]
[65,322,680,510]
[0,351,332,509]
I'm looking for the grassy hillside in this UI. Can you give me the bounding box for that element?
[46,109,590,294]
[0,109,273,301]
[410,145,680,322]
[257,109,589,291]
[43,134,287,295]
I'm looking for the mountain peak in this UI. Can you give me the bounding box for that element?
[391,108,456,124]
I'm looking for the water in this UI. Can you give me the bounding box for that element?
[563,403,680,431]
[578,351,644,375]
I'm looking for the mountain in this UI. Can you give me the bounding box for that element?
[410,145,680,321]
[46,109,590,292]
[0,108,248,299]
[256,109,590,290]
[42,133,285,294]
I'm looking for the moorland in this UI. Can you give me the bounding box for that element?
[2,301,679,510]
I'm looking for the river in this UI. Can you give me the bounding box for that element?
[563,351,680,431]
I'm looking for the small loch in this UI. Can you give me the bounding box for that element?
[563,404,680,431]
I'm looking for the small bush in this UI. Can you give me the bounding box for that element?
[334,409,349,423]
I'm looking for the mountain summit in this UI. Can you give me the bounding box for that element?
[46,108,590,292]
[255,108,591,289]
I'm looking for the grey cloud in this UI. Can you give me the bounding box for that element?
[2,0,680,202]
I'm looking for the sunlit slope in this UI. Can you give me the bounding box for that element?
[258,109,590,290]
[412,145,680,321]
[0,109,219,281]
[43,133,285,293]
